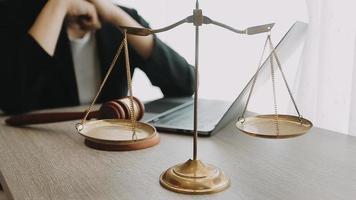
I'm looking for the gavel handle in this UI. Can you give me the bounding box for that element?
[5,111,100,126]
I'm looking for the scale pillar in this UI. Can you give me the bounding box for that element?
[159,0,230,194]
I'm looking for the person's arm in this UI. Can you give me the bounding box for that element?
[88,0,154,59]
[29,0,100,56]
[88,1,195,97]
[118,7,195,97]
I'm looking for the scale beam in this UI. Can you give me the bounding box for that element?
[119,18,274,36]
[119,14,274,36]
[119,17,191,36]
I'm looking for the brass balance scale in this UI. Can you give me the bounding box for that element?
[75,0,313,195]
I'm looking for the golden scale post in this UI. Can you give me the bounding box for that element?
[75,0,313,195]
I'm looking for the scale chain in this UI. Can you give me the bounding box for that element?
[267,36,303,122]
[123,30,137,140]
[240,35,270,121]
[76,40,125,130]
[268,35,280,136]
[76,30,137,141]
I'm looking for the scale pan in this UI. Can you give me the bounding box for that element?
[236,114,312,139]
[77,119,159,151]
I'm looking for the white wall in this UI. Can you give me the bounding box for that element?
[116,0,308,114]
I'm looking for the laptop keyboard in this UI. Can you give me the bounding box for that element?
[152,100,231,130]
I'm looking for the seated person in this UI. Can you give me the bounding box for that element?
[0,0,195,114]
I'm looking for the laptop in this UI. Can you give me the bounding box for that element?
[143,21,308,136]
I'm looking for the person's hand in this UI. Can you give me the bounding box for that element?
[86,0,119,24]
[86,0,155,59]
[63,0,101,31]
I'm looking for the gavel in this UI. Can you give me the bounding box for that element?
[5,97,144,126]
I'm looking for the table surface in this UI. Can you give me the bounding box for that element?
[1,107,356,200]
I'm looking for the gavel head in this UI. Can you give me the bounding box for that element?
[98,97,145,121]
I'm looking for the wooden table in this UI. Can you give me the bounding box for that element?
[1,108,356,200]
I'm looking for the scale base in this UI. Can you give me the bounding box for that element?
[159,159,230,194]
